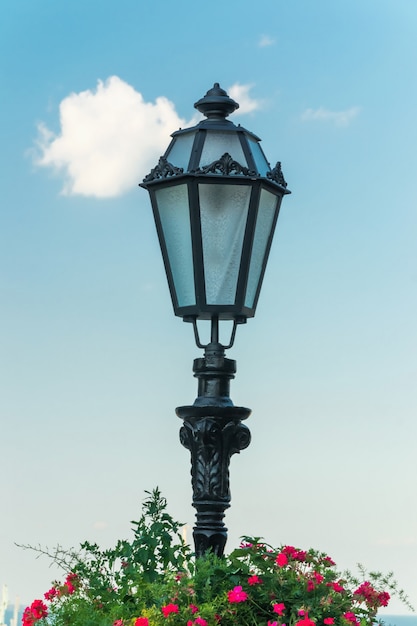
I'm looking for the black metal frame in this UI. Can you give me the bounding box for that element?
[142,172,286,321]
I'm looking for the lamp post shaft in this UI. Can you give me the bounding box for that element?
[176,342,251,557]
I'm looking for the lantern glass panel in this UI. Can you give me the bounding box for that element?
[200,131,246,168]
[199,183,251,305]
[245,188,280,308]
[165,131,196,170]
[247,137,270,177]
[154,184,196,307]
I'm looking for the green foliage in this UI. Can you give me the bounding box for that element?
[20,489,413,626]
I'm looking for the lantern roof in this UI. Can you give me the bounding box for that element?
[142,83,290,191]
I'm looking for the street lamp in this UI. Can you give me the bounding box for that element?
[140,83,290,557]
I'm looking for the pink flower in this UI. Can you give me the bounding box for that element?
[298,610,306,616]
[272,602,285,616]
[324,619,335,625]
[113,621,124,626]
[134,618,149,626]
[248,575,262,585]
[227,586,248,603]
[276,552,288,567]
[190,604,199,614]
[313,572,324,584]
[195,619,207,626]
[327,581,344,593]
[268,622,278,626]
[162,604,179,617]
[307,580,315,592]
[323,556,336,566]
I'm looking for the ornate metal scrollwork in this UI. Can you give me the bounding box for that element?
[180,417,251,503]
[267,161,288,187]
[196,152,257,177]
[179,413,251,557]
[142,156,184,183]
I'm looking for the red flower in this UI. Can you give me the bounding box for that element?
[378,591,390,607]
[324,619,335,625]
[22,599,48,625]
[194,618,207,626]
[64,581,75,594]
[268,622,278,626]
[248,575,262,585]
[44,587,58,601]
[296,618,315,626]
[343,612,359,626]
[134,618,149,626]
[227,586,248,603]
[282,545,297,557]
[190,604,199,614]
[307,580,315,592]
[276,552,288,567]
[161,604,179,617]
[327,581,344,593]
[313,572,324,584]
[113,621,124,626]
[272,602,285,616]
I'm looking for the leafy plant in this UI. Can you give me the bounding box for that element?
[19,488,413,626]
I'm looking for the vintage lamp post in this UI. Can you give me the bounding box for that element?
[140,83,290,557]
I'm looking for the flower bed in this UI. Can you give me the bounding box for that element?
[20,489,412,626]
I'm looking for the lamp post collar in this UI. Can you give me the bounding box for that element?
[194,83,239,120]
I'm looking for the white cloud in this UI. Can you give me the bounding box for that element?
[228,83,262,115]
[301,105,360,127]
[258,34,275,47]
[33,77,262,198]
[34,76,188,198]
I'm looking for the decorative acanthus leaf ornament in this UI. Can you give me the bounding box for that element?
[267,161,288,187]
[180,417,251,502]
[196,153,257,177]
[142,156,184,183]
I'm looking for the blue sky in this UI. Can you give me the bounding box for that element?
[1,0,417,617]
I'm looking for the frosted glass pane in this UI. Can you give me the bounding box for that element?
[245,189,279,308]
[200,132,247,168]
[155,185,195,307]
[165,132,196,171]
[199,184,251,305]
[248,138,270,176]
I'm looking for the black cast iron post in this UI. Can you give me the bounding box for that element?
[140,83,290,558]
[176,321,251,556]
